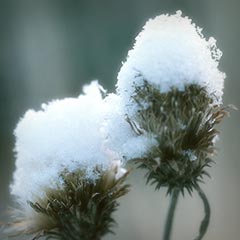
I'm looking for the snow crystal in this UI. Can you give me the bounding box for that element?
[117,10,225,110]
[183,150,197,161]
[11,81,115,206]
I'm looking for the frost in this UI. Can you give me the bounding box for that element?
[117,10,225,111]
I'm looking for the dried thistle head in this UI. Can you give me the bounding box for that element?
[3,166,130,240]
[129,81,228,194]
[114,11,227,194]
[1,81,130,240]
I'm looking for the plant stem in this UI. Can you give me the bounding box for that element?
[194,186,210,240]
[163,188,180,240]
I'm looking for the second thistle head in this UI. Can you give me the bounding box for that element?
[115,11,227,194]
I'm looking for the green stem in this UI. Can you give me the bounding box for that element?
[163,188,180,240]
[194,186,210,240]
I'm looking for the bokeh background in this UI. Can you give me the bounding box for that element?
[0,0,239,239]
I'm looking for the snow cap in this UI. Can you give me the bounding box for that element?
[117,11,225,106]
[11,81,116,205]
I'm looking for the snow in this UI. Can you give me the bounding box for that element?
[103,93,158,161]
[11,81,121,206]
[117,10,225,112]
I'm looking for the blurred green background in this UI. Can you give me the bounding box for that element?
[0,0,239,239]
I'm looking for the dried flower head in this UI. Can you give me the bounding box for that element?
[9,167,129,240]
[130,81,227,194]
[4,81,129,240]
[114,11,227,194]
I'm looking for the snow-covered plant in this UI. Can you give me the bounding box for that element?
[114,11,228,240]
[4,81,129,240]
[1,10,229,240]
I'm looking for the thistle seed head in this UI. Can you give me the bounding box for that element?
[130,81,227,194]
[3,168,130,240]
